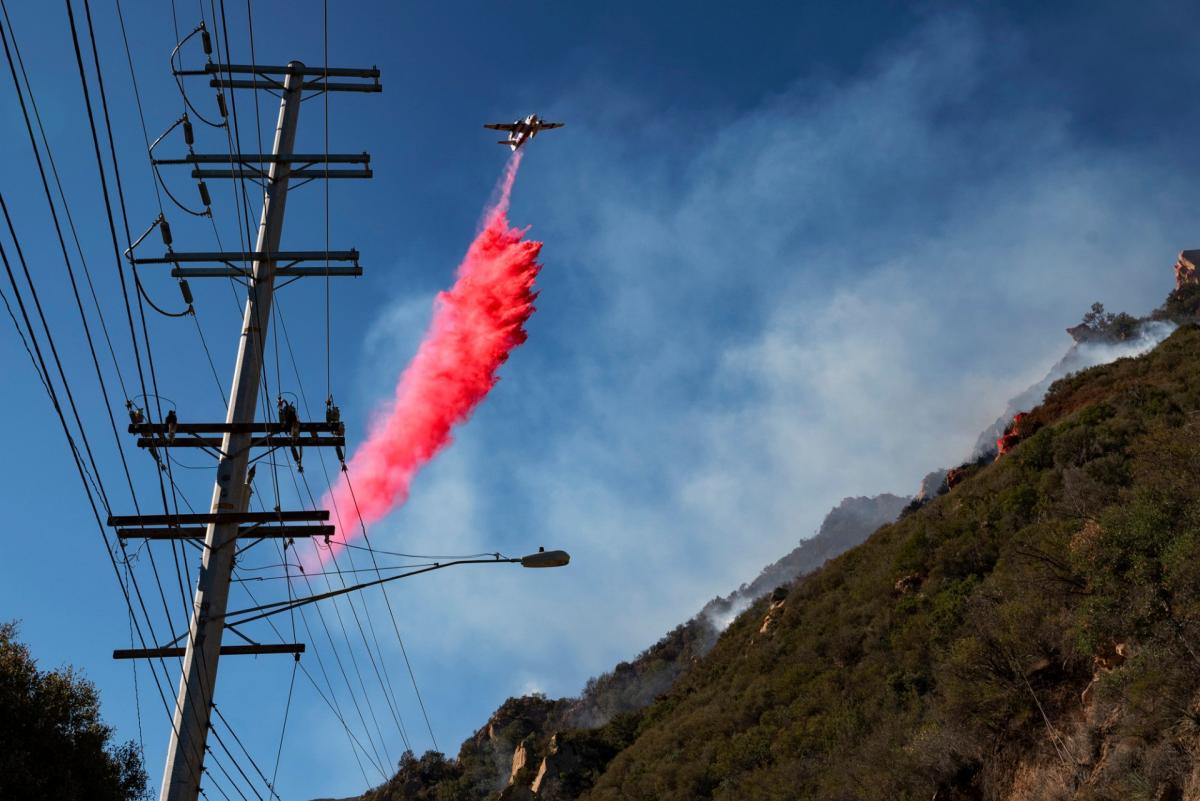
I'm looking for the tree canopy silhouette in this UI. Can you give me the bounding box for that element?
[0,621,147,800]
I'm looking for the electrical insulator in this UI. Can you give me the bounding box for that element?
[201,26,212,55]
[198,181,211,206]
[182,117,194,146]
[158,217,173,247]
[216,92,227,118]
[179,280,194,306]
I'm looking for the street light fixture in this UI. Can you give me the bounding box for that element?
[520,547,570,568]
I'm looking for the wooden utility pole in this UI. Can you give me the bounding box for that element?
[157,61,302,801]
[108,57,380,801]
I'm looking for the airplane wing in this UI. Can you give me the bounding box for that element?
[483,123,516,131]
[539,122,564,129]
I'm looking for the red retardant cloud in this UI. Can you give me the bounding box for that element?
[321,152,541,557]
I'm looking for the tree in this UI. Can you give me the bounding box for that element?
[1078,302,1139,341]
[0,621,147,800]
[1081,301,1113,330]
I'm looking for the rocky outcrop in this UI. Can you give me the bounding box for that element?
[525,732,616,800]
[757,587,788,635]
[508,737,531,785]
[530,735,573,797]
[916,469,948,502]
[1175,250,1200,290]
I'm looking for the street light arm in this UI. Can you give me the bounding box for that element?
[221,557,520,628]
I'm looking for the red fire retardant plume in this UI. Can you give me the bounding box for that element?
[322,152,541,557]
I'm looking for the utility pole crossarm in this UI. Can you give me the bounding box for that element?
[108,511,330,527]
[115,525,334,541]
[134,434,345,449]
[129,250,364,279]
[115,643,305,660]
[190,167,372,179]
[153,153,371,165]
[174,62,381,92]
[179,62,380,78]
[131,250,359,264]
[210,78,382,93]
[129,421,344,435]
[171,265,362,278]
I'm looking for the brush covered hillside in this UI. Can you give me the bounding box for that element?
[580,323,1200,800]
[357,494,908,801]
[356,283,1200,801]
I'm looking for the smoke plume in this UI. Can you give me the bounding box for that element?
[322,152,542,555]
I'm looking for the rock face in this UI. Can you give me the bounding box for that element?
[508,738,531,785]
[1174,249,1200,290]
[915,469,948,502]
[757,587,788,635]
[530,735,574,798]
[525,732,617,801]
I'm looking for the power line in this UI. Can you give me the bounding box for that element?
[0,0,130,400]
[273,296,438,748]
[296,472,413,754]
[0,205,215,796]
[73,0,208,725]
[60,0,151,430]
[72,8,268,796]
[0,195,247,801]
[268,660,297,794]
[272,302,427,752]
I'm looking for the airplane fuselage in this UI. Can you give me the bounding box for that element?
[484,113,564,151]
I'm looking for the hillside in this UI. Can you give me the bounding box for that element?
[357,494,907,801]
[580,323,1200,800]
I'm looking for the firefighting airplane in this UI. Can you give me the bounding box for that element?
[483,114,564,151]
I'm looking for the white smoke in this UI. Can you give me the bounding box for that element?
[703,596,754,633]
[970,319,1177,459]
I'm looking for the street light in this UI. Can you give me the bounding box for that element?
[217,546,572,628]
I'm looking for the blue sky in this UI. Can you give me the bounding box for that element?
[2,1,1199,798]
